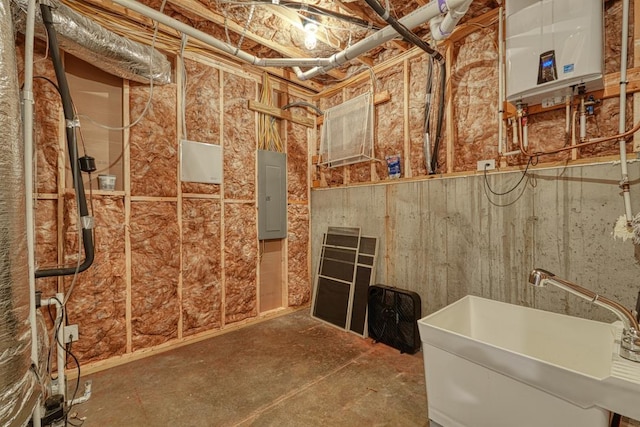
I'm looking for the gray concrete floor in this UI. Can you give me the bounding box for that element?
[72,310,428,426]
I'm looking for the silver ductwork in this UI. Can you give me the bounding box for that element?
[0,0,40,424]
[12,0,172,84]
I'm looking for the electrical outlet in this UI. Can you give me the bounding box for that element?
[477,159,496,171]
[64,324,79,344]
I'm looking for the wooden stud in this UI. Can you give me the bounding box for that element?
[123,80,133,354]
[445,43,455,174]
[176,55,184,340]
[403,59,412,178]
[248,100,316,128]
[634,0,640,152]
[219,70,226,329]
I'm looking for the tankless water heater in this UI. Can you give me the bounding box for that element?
[505,0,603,105]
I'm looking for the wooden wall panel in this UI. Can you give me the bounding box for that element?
[224,203,257,324]
[130,201,180,349]
[182,199,222,336]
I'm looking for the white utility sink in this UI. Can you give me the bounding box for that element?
[418,295,640,427]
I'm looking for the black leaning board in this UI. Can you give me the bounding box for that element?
[368,284,422,354]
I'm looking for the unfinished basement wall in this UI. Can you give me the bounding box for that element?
[23,40,314,369]
[314,0,634,183]
[311,161,640,329]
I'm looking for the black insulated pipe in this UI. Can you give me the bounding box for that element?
[363,0,444,62]
[36,4,94,278]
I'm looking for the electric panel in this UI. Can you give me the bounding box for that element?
[505,0,603,105]
[257,150,287,240]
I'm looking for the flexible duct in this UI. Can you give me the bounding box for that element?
[0,0,40,424]
[12,0,171,84]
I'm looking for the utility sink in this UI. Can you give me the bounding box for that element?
[418,295,640,427]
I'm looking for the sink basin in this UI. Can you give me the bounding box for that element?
[418,295,640,427]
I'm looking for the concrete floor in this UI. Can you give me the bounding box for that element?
[73,310,428,426]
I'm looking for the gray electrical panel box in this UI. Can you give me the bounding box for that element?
[257,150,287,240]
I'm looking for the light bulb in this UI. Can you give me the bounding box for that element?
[304,32,317,50]
[303,21,318,50]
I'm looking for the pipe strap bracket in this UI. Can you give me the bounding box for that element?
[22,90,34,103]
[81,216,95,230]
[66,118,80,128]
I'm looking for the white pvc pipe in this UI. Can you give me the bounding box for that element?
[112,0,473,81]
[41,295,66,401]
[497,6,505,155]
[618,0,634,224]
[579,96,586,141]
[23,0,42,424]
[431,0,473,41]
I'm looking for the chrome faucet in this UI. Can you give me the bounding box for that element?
[528,268,640,363]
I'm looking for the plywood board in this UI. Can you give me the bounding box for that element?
[259,239,284,312]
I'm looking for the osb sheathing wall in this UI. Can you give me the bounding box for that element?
[316,1,634,185]
[28,44,313,368]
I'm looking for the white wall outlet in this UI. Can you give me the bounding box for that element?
[477,159,496,171]
[64,324,79,344]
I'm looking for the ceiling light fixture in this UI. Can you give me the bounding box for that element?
[303,19,318,50]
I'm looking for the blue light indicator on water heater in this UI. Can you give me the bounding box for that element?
[537,50,558,85]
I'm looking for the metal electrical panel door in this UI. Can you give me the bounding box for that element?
[258,150,287,240]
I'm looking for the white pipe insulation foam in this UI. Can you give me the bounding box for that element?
[112,0,475,81]
[0,0,40,424]
[12,0,172,84]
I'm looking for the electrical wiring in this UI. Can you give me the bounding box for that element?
[484,156,534,196]
[257,73,284,152]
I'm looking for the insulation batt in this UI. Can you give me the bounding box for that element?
[375,68,404,179]
[0,0,39,422]
[286,96,309,200]
[345,84,373,183]
[452,27,499,172]
[182,199,222,336]
[287,204,310,306]
[130,202,180,350]
[63,195,127,363]
[224,203,257,324]
[223,72,256,200]
[12,0,171,84]
[35,199,57,297]
[409,55,429,176]
[181,59,220,195]
[130,82,178,197]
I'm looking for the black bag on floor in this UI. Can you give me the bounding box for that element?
[368,284,422,354]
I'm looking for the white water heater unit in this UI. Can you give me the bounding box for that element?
[505,0,603,105]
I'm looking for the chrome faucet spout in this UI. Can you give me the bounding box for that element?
[529,268,640,363]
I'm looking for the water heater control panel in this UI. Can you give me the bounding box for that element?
[505,0,603,105]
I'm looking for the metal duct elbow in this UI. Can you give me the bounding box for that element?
[0,0,40,424]
[12,0,172,84]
